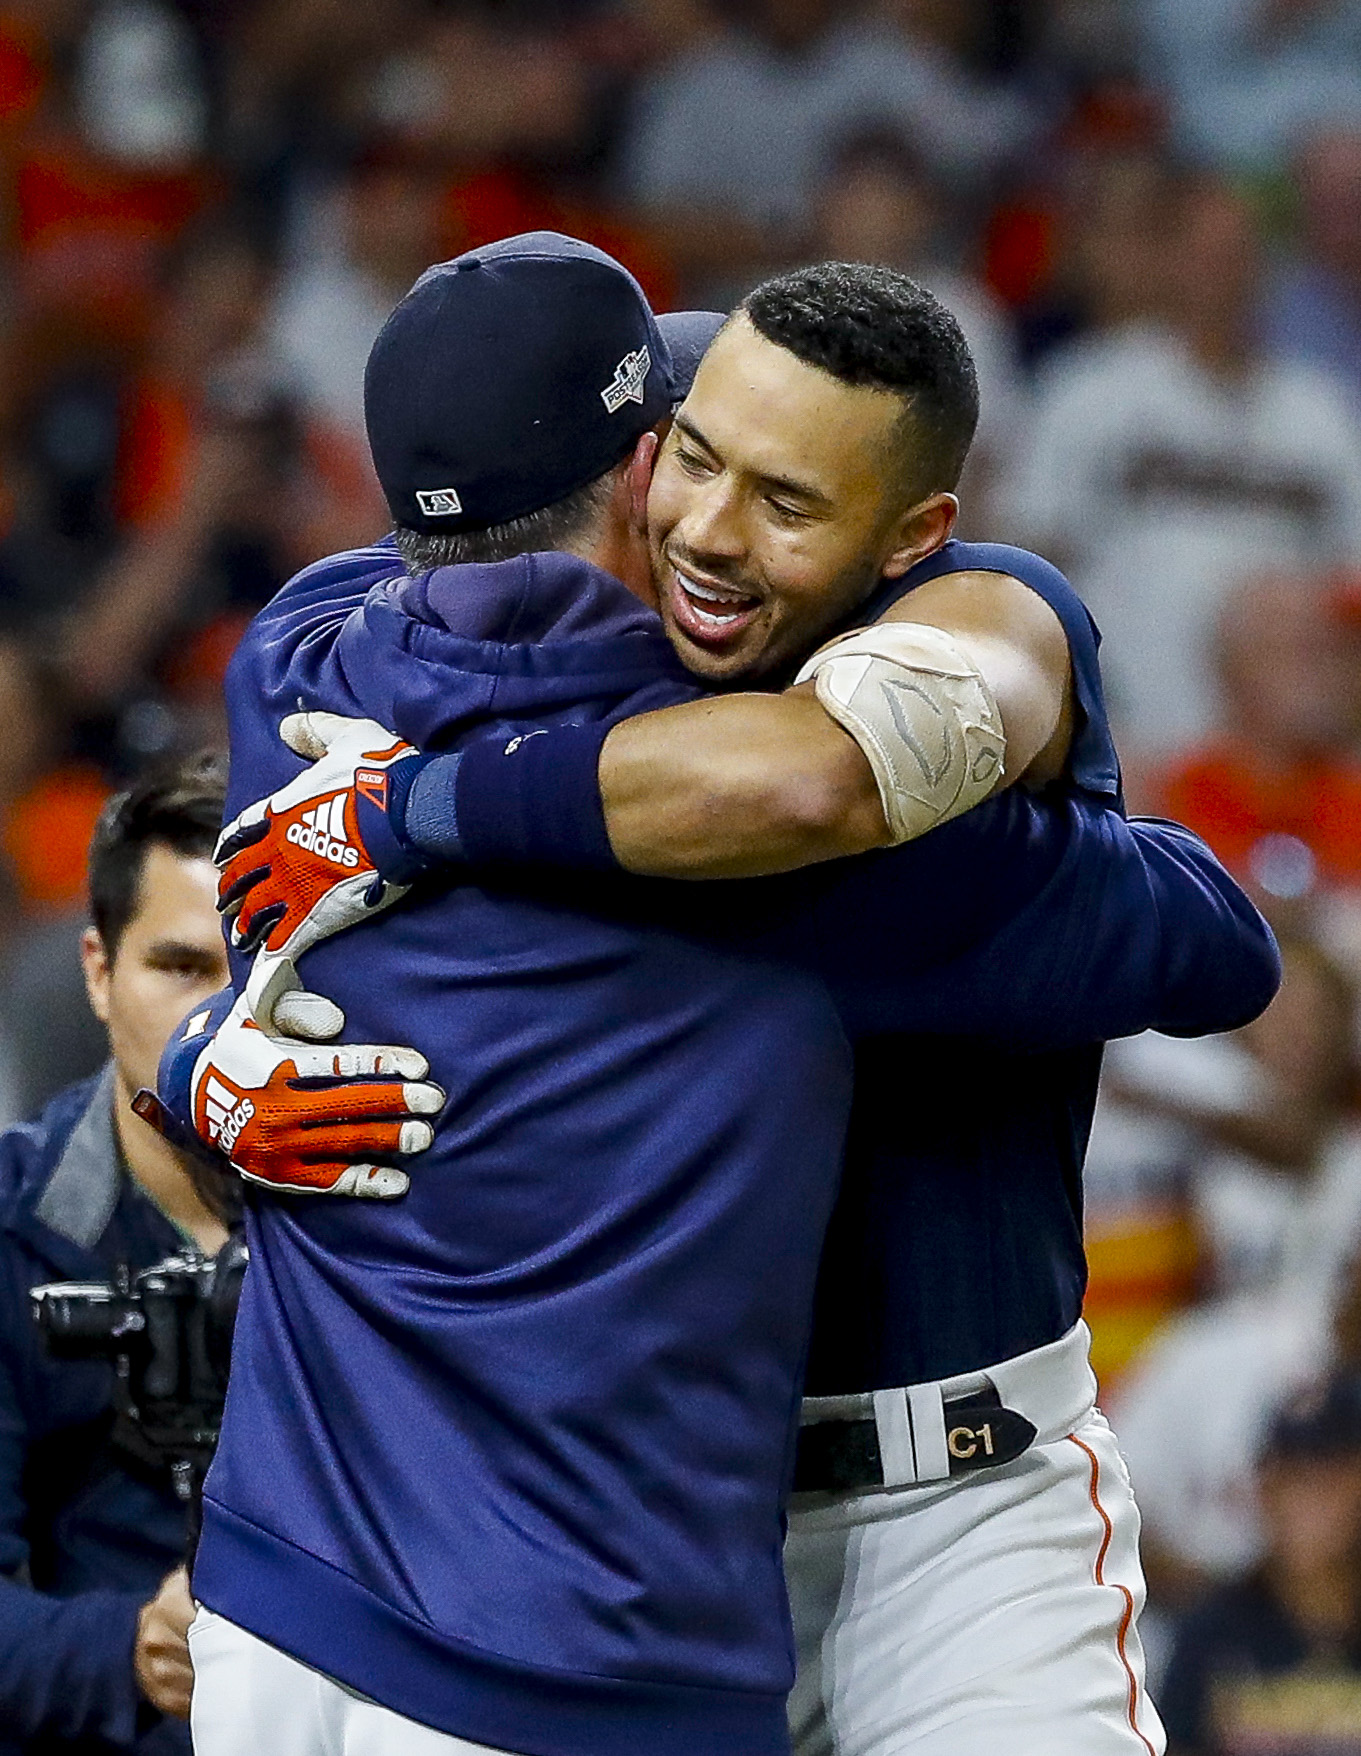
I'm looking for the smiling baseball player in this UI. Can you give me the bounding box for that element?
[163,244,1278,1756]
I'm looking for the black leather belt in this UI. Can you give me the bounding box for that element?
[794,1386,1038,1494]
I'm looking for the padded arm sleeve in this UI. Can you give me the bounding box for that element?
[792,622,1006,843]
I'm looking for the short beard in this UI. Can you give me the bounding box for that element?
[747,550,884,685]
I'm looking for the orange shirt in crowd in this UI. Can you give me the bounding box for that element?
[11,135,211,352]
[1159,743,1361,888]
[115,373,196,528]
[0,11,46,140]
[4,762,109,912]
[1084,1204,1200,1391]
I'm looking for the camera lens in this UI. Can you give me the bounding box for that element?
[31,1282,146,1360]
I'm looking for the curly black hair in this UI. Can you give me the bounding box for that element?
[742,262,979,500]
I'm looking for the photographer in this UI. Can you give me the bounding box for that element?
[0,755,233,1753]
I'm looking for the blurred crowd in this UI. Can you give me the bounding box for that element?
[2,0,1361,1745]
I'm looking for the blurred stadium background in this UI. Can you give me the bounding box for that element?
[5,0,1361,1711]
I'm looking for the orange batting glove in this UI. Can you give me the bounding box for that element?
[185,992,443,1198]
[216,712,436,1029]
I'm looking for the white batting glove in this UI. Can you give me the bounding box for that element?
[215,712,435,1030]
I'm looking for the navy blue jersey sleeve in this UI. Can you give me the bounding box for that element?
[1133,816,1283,1035]
[781,798,1279,1046]
[430,540,1121,878]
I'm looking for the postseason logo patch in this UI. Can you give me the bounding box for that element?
[416,487,463,518]
[601,347,650,414]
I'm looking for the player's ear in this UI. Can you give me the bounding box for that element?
[881,492,957,580]
[625,431,659,536]
[81,925,113,1026]
[600,453,659,606]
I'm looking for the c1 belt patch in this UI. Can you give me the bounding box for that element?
[794,1387,1038,1495]
[941,1396,1037,1469]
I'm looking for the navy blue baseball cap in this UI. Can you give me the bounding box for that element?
[659,308,725,404]
[366,232,718,535]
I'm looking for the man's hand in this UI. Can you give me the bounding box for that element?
[217,712,434,1028]
[135,1566,195,1720]
[189,992,443,1198]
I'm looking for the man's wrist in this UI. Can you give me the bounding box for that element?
[448,720,621,873]
[401,753,466,863]
[156,988,236,1153]
[354,748,443,883]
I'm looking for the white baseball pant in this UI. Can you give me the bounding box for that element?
[188,1610,514,1756]
[786,1322,1166,1755]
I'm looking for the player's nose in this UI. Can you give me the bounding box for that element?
[674,474,747,562]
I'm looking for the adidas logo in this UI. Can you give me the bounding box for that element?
[286,794,360,868]
[201,1075,255,1154]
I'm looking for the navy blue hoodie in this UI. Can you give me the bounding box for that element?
[180,541,1277,1756]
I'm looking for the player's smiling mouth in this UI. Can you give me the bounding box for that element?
[664,561,763,649]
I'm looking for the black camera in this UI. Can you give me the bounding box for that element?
[31,1233,248,1520]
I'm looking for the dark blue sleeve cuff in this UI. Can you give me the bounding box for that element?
[451,720,621,873]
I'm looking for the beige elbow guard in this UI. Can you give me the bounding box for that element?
[793,622,1006,844]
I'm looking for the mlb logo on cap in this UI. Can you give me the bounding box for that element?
[415,488,463,519]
